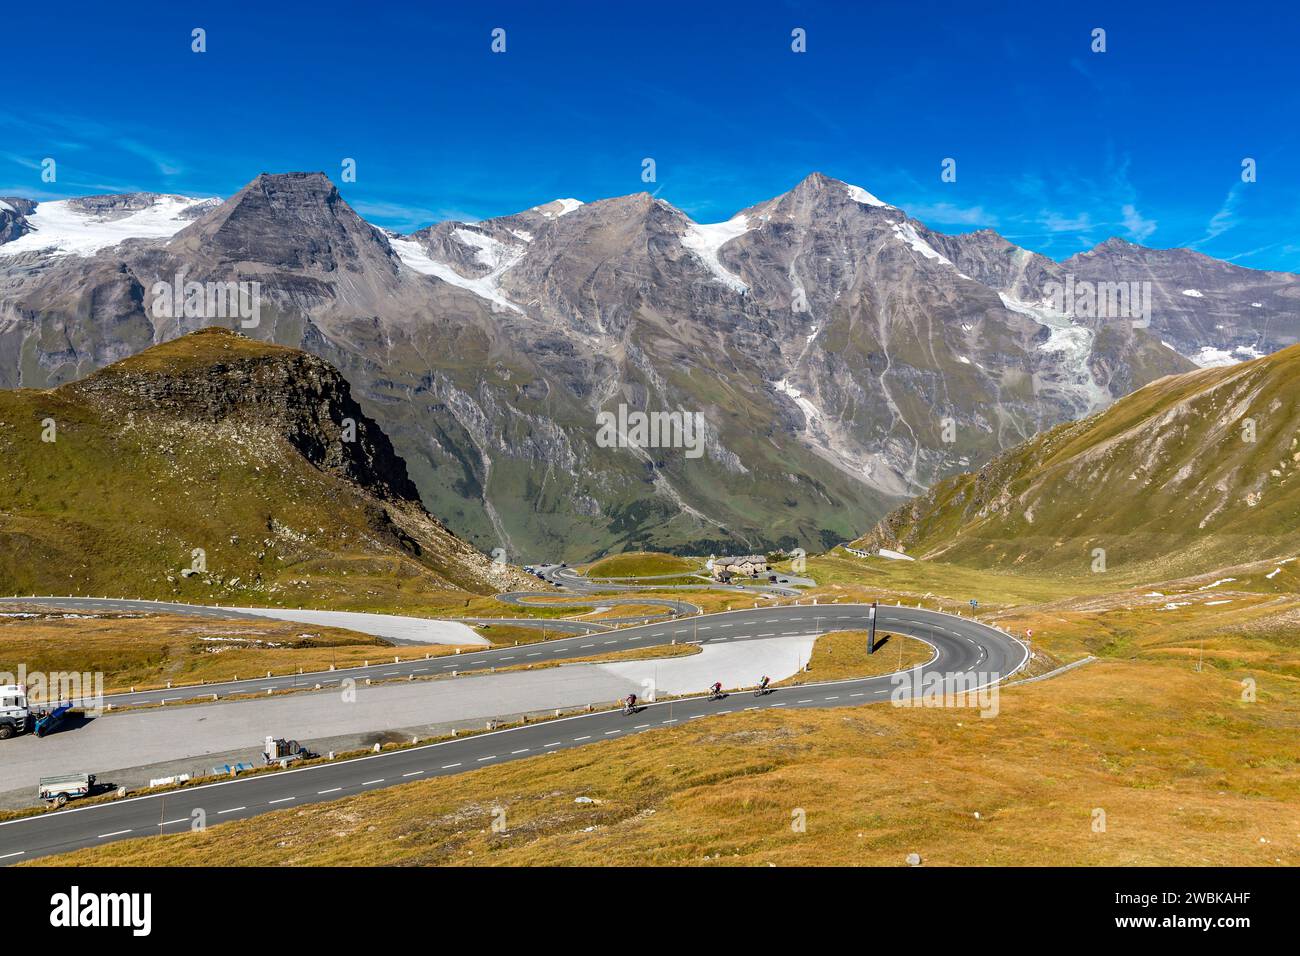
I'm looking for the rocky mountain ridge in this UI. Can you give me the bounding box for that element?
[0,171,1294,561]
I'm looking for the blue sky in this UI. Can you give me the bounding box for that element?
[4,0,1298,270]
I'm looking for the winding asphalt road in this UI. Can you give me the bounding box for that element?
[0,603,1026,863]
[0,597,486,646]
[467,590,699,629]
[536,564,809,597]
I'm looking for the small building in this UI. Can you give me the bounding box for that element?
[711,555,768,580]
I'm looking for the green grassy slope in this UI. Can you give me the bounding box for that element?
[583,551,703,577]
[0,329,522,604]
[857,345,1300,581]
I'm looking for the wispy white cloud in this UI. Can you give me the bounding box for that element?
[350,198,475,233]
[118,139,183,178]
[1039,210,1093,233]
[1121,203,1156,242]
[1191,184,1243,247]
[1,153,44,171]
[903,201,998,228]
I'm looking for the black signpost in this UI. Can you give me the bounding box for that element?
[867,600,878,654]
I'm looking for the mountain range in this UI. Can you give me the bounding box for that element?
[1,172,1296,561]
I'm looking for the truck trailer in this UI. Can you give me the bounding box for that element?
[37,773,96,807]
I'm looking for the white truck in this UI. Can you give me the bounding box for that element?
[0,683,30,739]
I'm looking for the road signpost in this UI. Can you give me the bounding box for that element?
[867,601,878,654]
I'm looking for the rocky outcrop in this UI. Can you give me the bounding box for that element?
[2,327,537,597]
[0,198,32,245]
[69,327,420,502]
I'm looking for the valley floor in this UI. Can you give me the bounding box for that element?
[33,657,1297,867]
[22,553,1299,866]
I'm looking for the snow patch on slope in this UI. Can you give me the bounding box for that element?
[842,182,890,208]
[890,221,971,278]
[0,195,214,258]
[387,234,525,314]
[1190,345,1264,368]
[891,221,951,264]
[1196,578,1236,590]
[998,292,1110,412]
[772,378,822,424]
[534,198,583,219]
[681,214,752,293]
[453,227,515,269]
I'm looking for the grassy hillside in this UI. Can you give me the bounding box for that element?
[0,329,527,604]
[857,346,1300,580]
[584,551,703,578]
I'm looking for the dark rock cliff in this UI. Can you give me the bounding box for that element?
[66,327,422,503]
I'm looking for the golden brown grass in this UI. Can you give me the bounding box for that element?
[20,555,1300,867]
[37,658,1298,867]
[775,630,933,687]
[511,642,701,670]
[573,604,676,622]
[0,612,468,694]
[469,623,577,646]
[582,552,703,578]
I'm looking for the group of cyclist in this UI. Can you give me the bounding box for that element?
[622,675,771,714]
